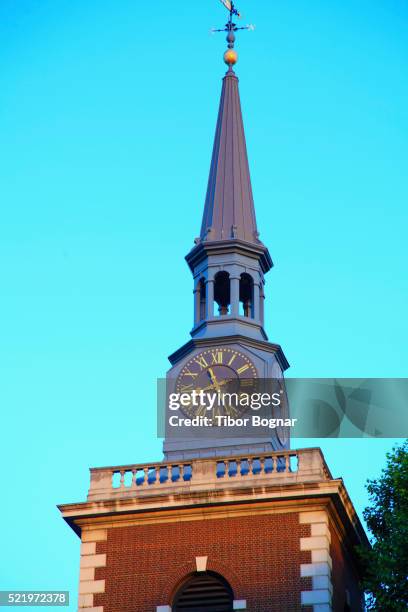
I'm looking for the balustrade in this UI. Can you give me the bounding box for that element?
[87,448,330,501]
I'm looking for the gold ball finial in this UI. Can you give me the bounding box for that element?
[224,49,238,66]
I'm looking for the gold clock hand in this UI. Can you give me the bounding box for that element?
[208,367,218,383]
[196,380,228,393]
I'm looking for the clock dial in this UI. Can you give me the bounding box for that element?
[176,348,257,419]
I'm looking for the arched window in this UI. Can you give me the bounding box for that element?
[214,271,230,316]
[172,571,233,611]
[239,273,254,318]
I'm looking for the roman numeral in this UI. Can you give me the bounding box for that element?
[180,383,194,392]
[211,351,223,364]
[183,368,198,378]
[194,355,208,370]
[237,364,250,374]
[228,354,237,366]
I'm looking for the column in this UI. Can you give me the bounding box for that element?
[253,282,260,321]
[230,276,240,316]
[260,286,265,326]
[206,279,214,319]
[193,285,200,326]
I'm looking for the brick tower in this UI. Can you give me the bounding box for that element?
[59,4,368,611]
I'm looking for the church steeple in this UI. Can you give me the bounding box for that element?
[165,4,289,459]
[185,25,273,342]
[200,66,259,245]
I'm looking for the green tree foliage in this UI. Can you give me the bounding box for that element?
[360,440,408,610]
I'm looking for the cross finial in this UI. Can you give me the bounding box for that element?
[212,1,255,68]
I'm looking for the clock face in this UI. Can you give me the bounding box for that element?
[176,348,257,418]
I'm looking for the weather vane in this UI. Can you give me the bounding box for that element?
[212,0,255,68]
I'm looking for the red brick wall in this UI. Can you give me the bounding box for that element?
[94,512,311,612]
[330,523,363,612]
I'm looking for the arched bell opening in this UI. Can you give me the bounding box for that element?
[172,571,234,611]
[239,273,254,318]
[214,271,230,316]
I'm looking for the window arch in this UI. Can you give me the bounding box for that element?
[239,273,254,318]
[214,271,230,316]
[172,571,233,611]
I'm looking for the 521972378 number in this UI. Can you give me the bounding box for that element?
[0,591,69,607]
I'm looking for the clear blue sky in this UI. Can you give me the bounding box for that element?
[0,1,407,608]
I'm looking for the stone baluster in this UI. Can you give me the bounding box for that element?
[270,456,276,473]
[179,464,184,481]
[225,460,230,477]
[247,457,253,476]
[119,470,125,488]
[294,451,299,473]
[259,457,265,475]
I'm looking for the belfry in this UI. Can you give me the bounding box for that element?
[59,4,368,610]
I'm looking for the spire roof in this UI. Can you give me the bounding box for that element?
[199,67,260,245]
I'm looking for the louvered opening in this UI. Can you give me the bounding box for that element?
[173,572,233,612]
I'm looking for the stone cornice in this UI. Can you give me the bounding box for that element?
[59,479,368,554]
[185,240,273,274]
[168,334,289,370]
